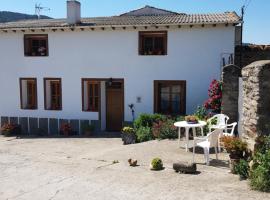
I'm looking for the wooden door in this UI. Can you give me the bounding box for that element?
[106,82,124,131]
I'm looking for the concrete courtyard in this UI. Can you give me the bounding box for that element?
[0,136,269,200]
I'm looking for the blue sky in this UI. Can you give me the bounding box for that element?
[1,0,269,44]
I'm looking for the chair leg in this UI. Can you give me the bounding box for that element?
[192,144,195,163]
[215,146,219,160]
[204,147,210,165]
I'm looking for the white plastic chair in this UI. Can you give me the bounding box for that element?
[207,114,229,132]
[222,122,237,137]
[192,129,222,166]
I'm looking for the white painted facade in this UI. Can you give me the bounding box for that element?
[0,25,235,126]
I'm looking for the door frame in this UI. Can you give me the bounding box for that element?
[82,78,124,131]
[105,79,124,131]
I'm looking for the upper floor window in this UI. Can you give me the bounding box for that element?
[19,78,37,110]
[139,31,167,55]
[44,78,62,110]
[24,34,48,57]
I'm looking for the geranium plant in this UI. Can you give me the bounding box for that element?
[60,123,72,137]
[204,79,222,113]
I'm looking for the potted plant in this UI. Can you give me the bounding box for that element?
[121,127,136,145]
[185,115,199,124]
[82,124,95,137]
[150,158,164,171]
[1,123,21,137]
[221,136,249,173]
[60,123,72,137]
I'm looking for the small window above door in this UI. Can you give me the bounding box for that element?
[139,31,167,55]
[24,34,48,57]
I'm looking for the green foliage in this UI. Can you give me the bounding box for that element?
[234,159,249,179]
[135,126,153,143]
[254,135,270,155]
[152,119,177,139]
[151,158,163,170]
[194,106,208,120]
[82,124,95,132]
[122,127,135,134]
[134,114,166,130]
[250,151,270,192]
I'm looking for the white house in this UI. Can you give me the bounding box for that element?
[0,1,240,133]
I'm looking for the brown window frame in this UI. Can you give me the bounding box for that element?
[19,78,38,110]
[82,79,100,112]
[139,31,167,56]
[44,78,62,111]
[154,80,186,115]
[24,34,49,57]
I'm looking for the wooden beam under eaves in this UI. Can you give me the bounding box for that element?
[12,30,16,33]
[61,29,65,32]
[52,29,57,32]
[21,30,25,33]
[91,27,95,31]
[166,25,170,29]
[122,27,126,30]
[155,26,159,29]
[133,26,137,29]
[80,28,84,31]
[31,29,35,32]
[41,29,45,32]
[112,27,116,30]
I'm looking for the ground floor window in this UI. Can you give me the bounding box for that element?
[82,79,100,112]
[154,80,186,115]
[19,78,37,109]
[44,78,62,110]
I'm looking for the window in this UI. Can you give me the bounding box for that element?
[19,78,37,109]
[139,31,167,55]
[24,34,48,56]
[44,78,62,110]
[154,81,186,115]
[82,79,100,112]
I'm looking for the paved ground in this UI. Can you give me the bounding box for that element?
[0,136,269,200]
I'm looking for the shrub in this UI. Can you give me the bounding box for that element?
[204,79,222,113]
[194,106,208,120]
[152,120,177,139]
[221,136,248,159]
[250,151,270,192]
[134,113,166,129]
[234,159,249,180]
[135,126,153,143]
[151,158,163,170]
[254,135,270,155]
[1,123,21,137]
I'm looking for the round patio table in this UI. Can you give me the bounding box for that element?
[174,121,207,152]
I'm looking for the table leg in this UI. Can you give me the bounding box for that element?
[200,127,204,136]
[178,127,181,148]
[192,127,196,137]
[185,128,189,152]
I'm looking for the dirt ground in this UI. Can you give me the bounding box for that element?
[0,136,269,200]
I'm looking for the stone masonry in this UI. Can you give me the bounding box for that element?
[221,64,241,125]
[242,60,270,148]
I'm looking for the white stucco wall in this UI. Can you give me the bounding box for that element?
[0,25,235,122]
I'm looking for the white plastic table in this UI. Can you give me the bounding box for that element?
[174,121,207,152]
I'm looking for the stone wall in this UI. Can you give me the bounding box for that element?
[235,45,270,68]
[241,60,270,148]
[221,64,241,124]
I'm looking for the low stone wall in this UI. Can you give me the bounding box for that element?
[221,64,241,124]
[235,45,270,68]
[0,116,100,136]
[241,60,270,149]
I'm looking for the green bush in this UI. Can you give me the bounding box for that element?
[151,158,163,170]
[135,126,153,143]
[254,135,270,154]
[234,159,249,180]
[134,114,166,129]
[153,119,177,139]
[194,106,208,120]
[250,150,270,192]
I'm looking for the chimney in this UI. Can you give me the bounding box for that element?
[67,0,81,24]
